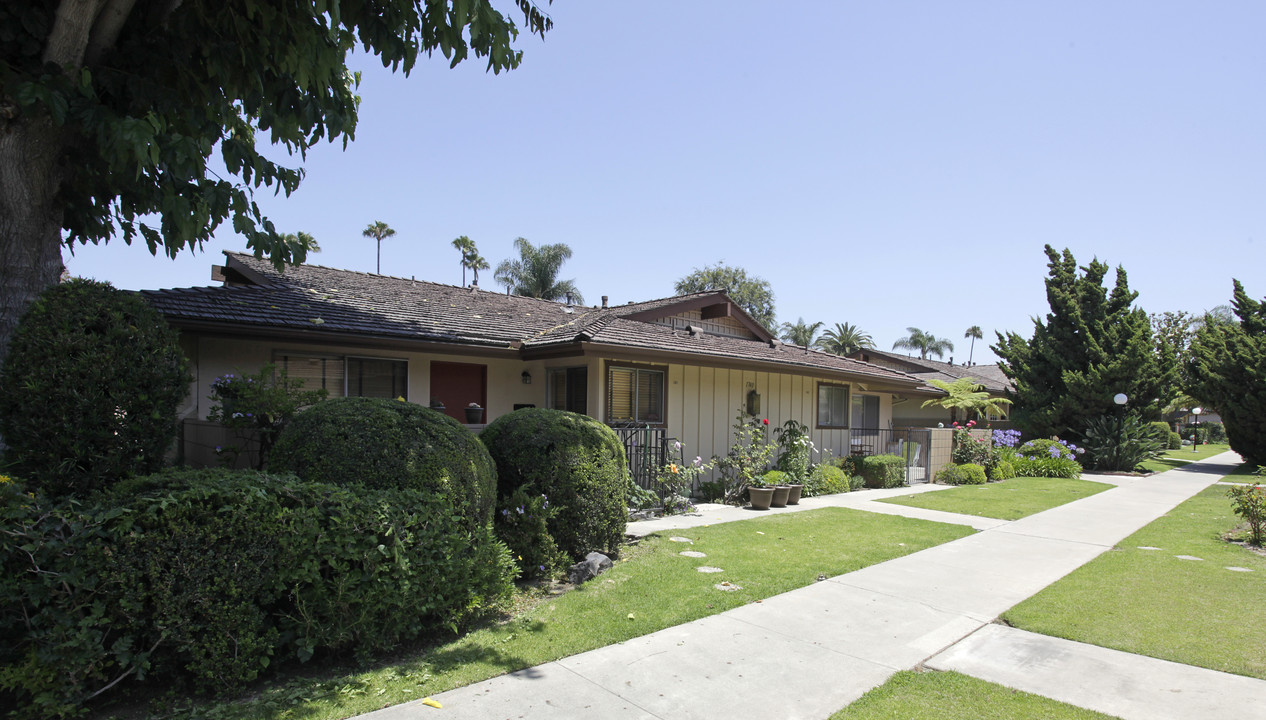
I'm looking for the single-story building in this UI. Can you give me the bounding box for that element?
[846,348,1014,428]
[143,252,948,486]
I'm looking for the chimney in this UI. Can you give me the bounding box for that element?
[601,295,608,309]
[949,356,954,365]
[565,292,573,306]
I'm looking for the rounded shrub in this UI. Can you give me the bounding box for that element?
[0,279,190,497]
[803,463,848,497]
[860,454,907,488]
[268,397,497,533]
[987,459,1016,481]
[1168,431,1183,450]
[937,463,988,485]
[481,408,627,562]
[1,468,515,715]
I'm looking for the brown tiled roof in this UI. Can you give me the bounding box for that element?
[142,252,927,388]
[848,348,1012,393]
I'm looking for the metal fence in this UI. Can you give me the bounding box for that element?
[610,424,668,492]
[848,427,932,484]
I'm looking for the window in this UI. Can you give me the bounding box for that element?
[852,394,879,429]
[607,365,664,424]
[548,367,588,414]
[275,353,408,400]
[817,383,849,428]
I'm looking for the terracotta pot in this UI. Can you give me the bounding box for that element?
[771,485,790,508]
[786,484,804,505]
[748,486,774,511]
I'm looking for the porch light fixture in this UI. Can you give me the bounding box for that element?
[521,371,532,385]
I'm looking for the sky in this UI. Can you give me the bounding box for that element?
[66,1,1266,366]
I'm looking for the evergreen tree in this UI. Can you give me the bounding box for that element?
[993,246,1177,440]
[1188,280,1266,465]
[674,263,776,332]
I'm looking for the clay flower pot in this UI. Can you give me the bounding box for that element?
[786,484,804,505]
[748,486,774,511]
[771,485,791,508]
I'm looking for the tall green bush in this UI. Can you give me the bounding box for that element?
[481,409,627,562]
[0,280,190,497]
[1187,281,1265,464]
[269,397,497,534]
[860,454,906,489]
[0,469,516,717]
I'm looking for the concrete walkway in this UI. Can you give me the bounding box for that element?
[358,452,1262,720]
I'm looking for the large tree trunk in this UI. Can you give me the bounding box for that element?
[0,115,66,366]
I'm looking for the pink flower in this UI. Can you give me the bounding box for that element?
[762,418,769,425]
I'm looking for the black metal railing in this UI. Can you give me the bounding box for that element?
[610,424,668,492]
[847,427,932,484]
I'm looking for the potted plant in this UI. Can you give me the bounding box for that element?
[774,420,812,504]
[429,397,446,411]
[764,470,792,507]
[464,402,484,424]
[747,474,775,511]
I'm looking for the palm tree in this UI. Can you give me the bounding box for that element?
[964,325,983,365]
[362,221,396,274]
[452,235,476,285]
[282,231,320,261]
[467,253,490,286]
[493,237,584,303]
[892,327,954,360]
[778,318,824,347]
[816,322,875,355]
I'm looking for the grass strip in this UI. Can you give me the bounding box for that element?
[153,507,973,720]
[877,476,1112,521]
[1139,442,1232,472]
[830,670,1121,720]
[1003,483,1266,679]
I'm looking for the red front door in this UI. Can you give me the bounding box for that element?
[430,361,487,422]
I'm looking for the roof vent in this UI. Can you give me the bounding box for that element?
[685,324,699,337]
[602,295,608,309]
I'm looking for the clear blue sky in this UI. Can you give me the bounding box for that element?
[67,1,1266,366]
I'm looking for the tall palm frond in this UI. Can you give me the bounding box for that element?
[452,235,476,285]
[892,327,954,360]
[493,237,584,303]
[362,221,396,274]
[816,322,875,355]
[778,318,824,347]
[964,325,983,364]
[920,377,1013,419]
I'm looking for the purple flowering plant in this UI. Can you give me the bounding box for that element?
[207,363,327,469]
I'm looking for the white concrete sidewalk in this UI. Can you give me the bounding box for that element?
[357,452,1262,720]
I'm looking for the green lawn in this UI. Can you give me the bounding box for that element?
[877,476,1113,521]
[1002,483,1266,679]
[830,670,1120,720]
[1138,442,1232,473]
[147,508,973,720]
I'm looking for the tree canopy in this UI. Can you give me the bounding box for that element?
[362,221,396,274]
[892,327,954,360]
[920,377,1012,421]
[451,235,489,286]
[816,322,875,356]
[778,318,824,348]
[1188,280,1266,465]
[674,263,776,332]
[493,237,583,303]
[993,245,1177,440]
[0,0,552,361]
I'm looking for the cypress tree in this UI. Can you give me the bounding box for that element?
[993,246,1177,440]
[1188,280,1266,466]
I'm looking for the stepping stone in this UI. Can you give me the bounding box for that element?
[1137,546,1162,550]
[1225,566,1254,573]
[679,551,707,558]
[697,566,724,573]
[713,581,742,591]
[668,537,693,543]
[1174,555,1204,561]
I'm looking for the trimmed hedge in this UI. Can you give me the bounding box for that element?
[803,463,848,497]
[860,454,906,489]
[481,409,627,562]
[937,463,988,485]
[0,470,515,717]
[987,459,1017,481]
[0,279,190,497]
[269,397,497,534]
[1168,431,1183,450]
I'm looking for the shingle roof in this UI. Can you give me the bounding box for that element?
[142,252,926,387]
[848,348,1012,393]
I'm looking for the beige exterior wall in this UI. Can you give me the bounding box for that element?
[595,359,894,483]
